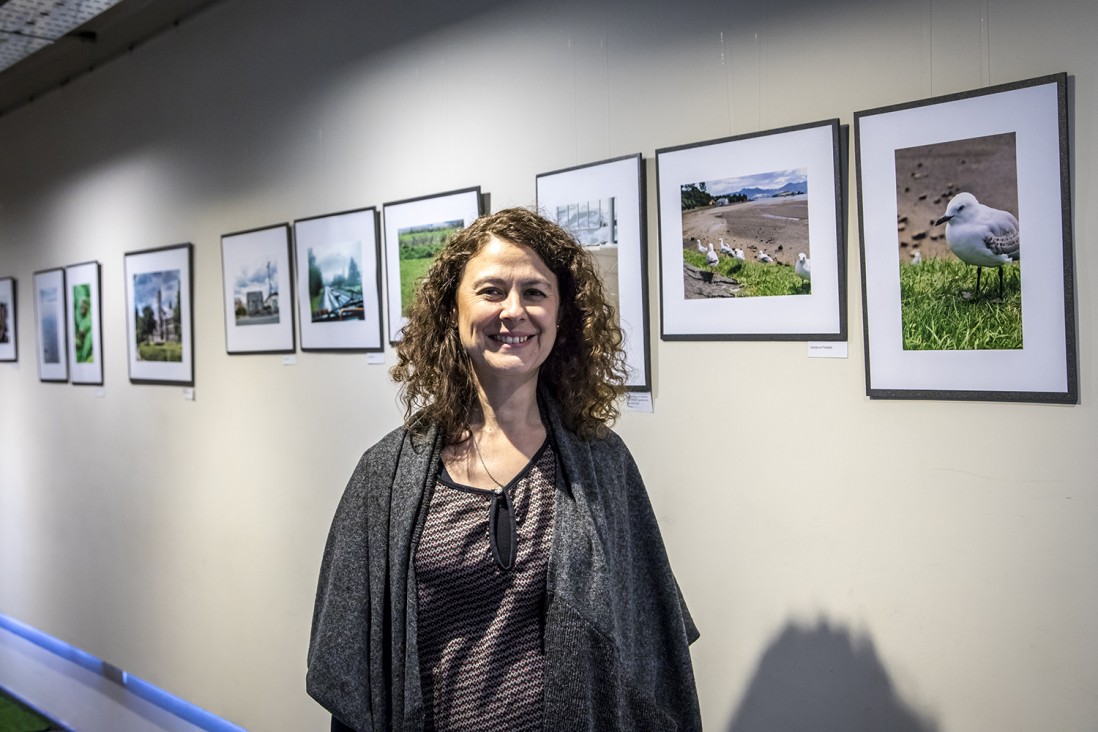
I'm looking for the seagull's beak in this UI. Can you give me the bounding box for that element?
[934,215,952,226]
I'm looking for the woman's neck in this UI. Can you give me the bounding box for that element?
[473,375,541,435]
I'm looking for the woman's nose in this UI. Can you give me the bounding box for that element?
[499,290,525,320]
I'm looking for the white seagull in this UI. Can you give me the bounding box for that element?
[935,192,1020,298]
[757,249,773,264]
[911,250,923,265]
[719,237,734,256]
[733,248,745,260]
[706,243,720,268]
[696,238,707,253]
[794,252,811,280]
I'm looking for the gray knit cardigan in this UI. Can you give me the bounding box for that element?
[307,396,701,731]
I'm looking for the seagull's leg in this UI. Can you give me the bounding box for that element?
[975,266,983,298]
[998,266,1005,300]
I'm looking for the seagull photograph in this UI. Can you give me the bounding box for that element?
[891,131,1023,351]
[679,169,812,298]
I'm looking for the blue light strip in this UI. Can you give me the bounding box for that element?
[0,612,247,732]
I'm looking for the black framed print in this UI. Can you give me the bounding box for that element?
[293,207,384,352]
[383,187,483,343]
[855,73,1075,403]
[221,223,295,354]
[537,154,651,389]
[65,261,104,385]
[124,243,194,385]
[0,277,16,362]
[33,268,68,382]
[656,119,845,340]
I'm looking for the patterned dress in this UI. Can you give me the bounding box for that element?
[414,442,556,731]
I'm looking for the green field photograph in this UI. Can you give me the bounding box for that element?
[398,219,462,314]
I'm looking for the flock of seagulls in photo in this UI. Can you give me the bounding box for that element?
[689,235,808,281]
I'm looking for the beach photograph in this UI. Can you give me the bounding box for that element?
[680,168,811,299]
[894,132,1021,350]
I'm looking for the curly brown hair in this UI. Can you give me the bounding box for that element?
[391,206,627,443]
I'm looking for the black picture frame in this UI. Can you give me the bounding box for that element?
[382,187,483,343]
[0,276,16,363]
[221,223,296,355]
[293,207,384,352]
[655,119,846,340]
[854,73,1075,403]
[65,260,104,385]
[124,243,195,386]
[536,154,652,390]
[33,267,68,382]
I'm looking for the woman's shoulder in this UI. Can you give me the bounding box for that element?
[354,421,440,475]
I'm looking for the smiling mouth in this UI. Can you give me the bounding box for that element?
[492,334,531,345]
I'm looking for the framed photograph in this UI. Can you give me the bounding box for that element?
[221,223,295,354]
[537,154,651,389]
[33,268,68,382]
[293,207,383,352]
[124,243,194,385]
[655,119,845,340]
[854,73,1075,402]
[383,187,483,343]
[65,261,104,385]
[0,277,15,362]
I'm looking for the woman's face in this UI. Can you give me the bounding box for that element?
[454,236,560,391]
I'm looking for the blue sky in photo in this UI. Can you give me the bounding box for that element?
[234,258,277,295]
[134,270,180,309]
[704,168,807,196]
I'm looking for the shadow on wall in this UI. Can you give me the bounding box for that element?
[727,618,938,732]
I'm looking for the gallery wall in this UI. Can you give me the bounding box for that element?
[1,0,1095,729]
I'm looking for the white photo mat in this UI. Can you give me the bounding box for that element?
[293,207,383,352]
[656,119,845,339]
[383,187,482,343]
[124,244,194,385]
[855,74,1074,401]
[221,224,295,354]
[34,268,68,382]
[537,154,651,389]
[65,261,104,385]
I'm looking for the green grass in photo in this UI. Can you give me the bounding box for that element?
[397,223,463,313]
[683,250,809,297]
[899,258,1022,350]
[400,256,435,313]
[0,687,57,731]
[137,341,183,362]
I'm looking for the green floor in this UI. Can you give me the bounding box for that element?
[0,687,60,732]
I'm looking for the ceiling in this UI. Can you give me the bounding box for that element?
[0,0,222,118]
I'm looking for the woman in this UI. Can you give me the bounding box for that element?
[307,207,700,731]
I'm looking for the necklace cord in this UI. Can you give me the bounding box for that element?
[471,430,506,489]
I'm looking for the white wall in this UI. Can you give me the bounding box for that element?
[1,0,1095,729]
